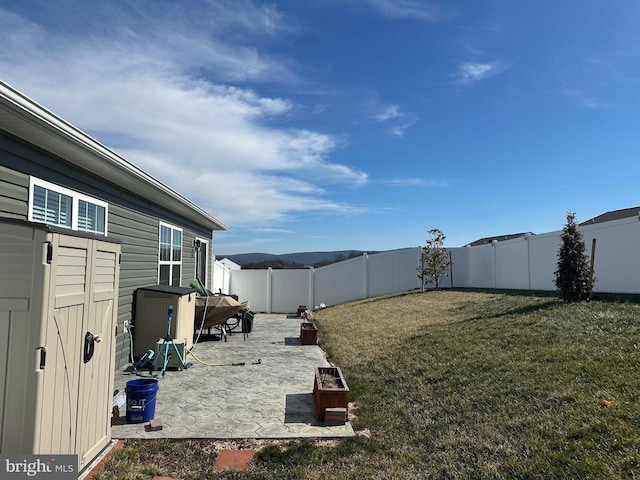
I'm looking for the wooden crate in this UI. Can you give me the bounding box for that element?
[313,366,349,421]
[300,322,318,345]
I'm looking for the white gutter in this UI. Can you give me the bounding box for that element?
[0,79,227,231]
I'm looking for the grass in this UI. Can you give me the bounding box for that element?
[96,290,640,479]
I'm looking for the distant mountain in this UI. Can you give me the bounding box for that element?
[218,250,371,268]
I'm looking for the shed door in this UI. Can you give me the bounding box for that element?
[76,239,119,468]
[37,234,119,470]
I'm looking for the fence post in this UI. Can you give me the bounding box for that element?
[465,244,471,288]
[267,267,273,313]
[362,253,368,299]
[525,233,532,291]
[309,267,315,310]
[492,239,498,289]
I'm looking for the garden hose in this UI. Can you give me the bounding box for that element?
[127,325,169,378]
[184,347,247,366]
[127,305,189,377]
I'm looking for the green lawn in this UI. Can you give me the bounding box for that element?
[97,290,640,479]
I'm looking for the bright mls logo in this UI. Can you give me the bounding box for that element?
[2,455,76,479]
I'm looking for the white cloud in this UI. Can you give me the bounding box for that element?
[560,88,610,109]
[371,104,402,121]
[383,178,451,187]
[368,102,418,137]
[455,62,500,85]
[388,118,419,137]
[0,4,367,228]
[386,178,426,186]
[251,228,296,234]
[358,0,441,21]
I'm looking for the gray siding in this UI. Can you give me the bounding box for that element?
[182,230,197,285]
[1,131,214,369]
[107,206,210,368]
[0,165,28,219]
[108,205,159,368]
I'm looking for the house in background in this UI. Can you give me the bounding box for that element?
[466,232,534,247]
[0,79,227,368]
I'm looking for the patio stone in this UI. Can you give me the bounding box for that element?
[214,449,255,472]
[112,314,355,439]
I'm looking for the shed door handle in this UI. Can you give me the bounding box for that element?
[39,347,46,369]
[83,332,95,363]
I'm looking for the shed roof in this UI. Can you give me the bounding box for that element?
[0,80,227,231]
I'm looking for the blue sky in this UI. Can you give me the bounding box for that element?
[2,1,640,254]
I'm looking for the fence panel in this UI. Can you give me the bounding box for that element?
[271,269,312,313]
[495,236,530,290]
[581,218,640,293]
[222,215,640,312]
[368,248,421,296]
[468,244,495,288]
[314,256,366,307]
[450,248,468,288]
[528,232,560,291]
[211,260,233,294]
[229,269,270,312]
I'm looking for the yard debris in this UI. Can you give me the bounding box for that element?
[148,419,163,431]
[324,407,348,426]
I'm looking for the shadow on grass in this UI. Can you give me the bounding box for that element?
[455,288,640,322]
[455,287,640,304]
[454,287,558,298]
[346,289,423,305]
[462,299,560,323]
[590,292,640,304]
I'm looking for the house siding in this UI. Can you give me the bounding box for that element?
[0,164,28,219]
[1,130,212,369]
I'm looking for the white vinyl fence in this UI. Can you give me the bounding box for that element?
[213,215,640,313]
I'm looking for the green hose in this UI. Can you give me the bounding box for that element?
[185,347,245,366]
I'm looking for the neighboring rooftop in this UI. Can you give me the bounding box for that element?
[467,232,533,247]
[580,206,640,226]
[466,206,640,247]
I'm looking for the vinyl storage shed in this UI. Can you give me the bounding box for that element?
[0,81,227,463]
[0,219,121,470]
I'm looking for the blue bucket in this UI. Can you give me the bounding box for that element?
[125,378,159,423]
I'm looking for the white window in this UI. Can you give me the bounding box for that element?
[29,178,108,235]
[159,222,182,286]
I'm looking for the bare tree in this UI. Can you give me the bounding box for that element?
[417,228,451,290]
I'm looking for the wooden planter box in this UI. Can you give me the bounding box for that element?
[300,322,318,345]
[313,366,349,421]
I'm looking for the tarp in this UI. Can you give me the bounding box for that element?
[194,295,250,330]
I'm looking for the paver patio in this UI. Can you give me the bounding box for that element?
[111,313,355,439]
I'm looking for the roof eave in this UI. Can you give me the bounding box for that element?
[0,80,227,232]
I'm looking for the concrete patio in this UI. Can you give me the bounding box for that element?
[111,313,355,439]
